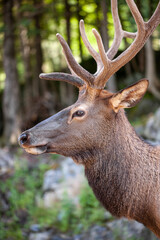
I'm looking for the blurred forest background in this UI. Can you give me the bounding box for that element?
[0,0,160,239]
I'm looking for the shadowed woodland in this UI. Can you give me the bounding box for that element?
[0,0,160,239]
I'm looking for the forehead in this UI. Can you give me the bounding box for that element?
[72,88,113,111]
[76,87,97,107]
[78,87,113,103]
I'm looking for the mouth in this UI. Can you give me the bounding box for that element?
[23,145,47,155]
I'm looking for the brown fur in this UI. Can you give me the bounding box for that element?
[19,84,160,237]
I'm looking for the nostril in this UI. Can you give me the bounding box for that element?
[19,133,29,145]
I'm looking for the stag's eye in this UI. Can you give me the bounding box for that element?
[72,110,85,118]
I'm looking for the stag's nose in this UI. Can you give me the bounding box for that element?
[18,132,29,146]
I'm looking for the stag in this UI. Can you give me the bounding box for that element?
[19,0,160,237]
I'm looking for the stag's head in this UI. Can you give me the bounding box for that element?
[19,0,160,163]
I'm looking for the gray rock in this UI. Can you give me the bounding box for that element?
[0,196,9,212]
[30,224,41,233]
[42,158,85,207]
[0,149,14,176]
[74,221,158,240]
[51,234,72,240]
[80,225,113,240]
[29,231,51,240]
[29,222,158,240]
[43,169,62,192]
[143,108,160,142]
[106,218,158,240]
[43,158,84,192]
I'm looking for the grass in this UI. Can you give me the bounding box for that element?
[0,154,107,239]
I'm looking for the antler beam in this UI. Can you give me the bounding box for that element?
[39,72,84,88]
[40,0,160,90]
[56,33,94,87]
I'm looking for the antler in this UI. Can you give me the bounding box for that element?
[40,0,160,90]
[40,72,84,88]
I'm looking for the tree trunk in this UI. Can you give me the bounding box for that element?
[59,82,75,107]
[76,0,83,60]
[138,48,145,73]
[65,0,71,47]
[33,0,46,98]
[144,0,160,99]
[2,0,20,145]
[16,0,33,112]
[63,0,75,105]
[145,38,160,100]
[100,0,117,92]
[95,0,101,32]
[100,0,109,51]
[132,0,144,74]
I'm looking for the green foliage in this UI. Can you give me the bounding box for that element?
[75,183,107,231]
[58,192,76,232]
[31,206,59,227]
[112,226,143,240]
[0,156,107,239]
[0,159,49,239]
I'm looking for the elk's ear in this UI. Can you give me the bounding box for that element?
[110,79,149,113]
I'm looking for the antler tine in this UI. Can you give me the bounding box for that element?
[123,31,136,39]
[126,0,145,33]
[39,73,84,88]
[146,1,160,39]
[80,20,102,72]
[102,0,139,62]
[106,0,137,60]
[62,49,80,77]
[92,29,111,88]
[56,33,94,86]
[106,0,123,60]
[92,29,110,67]
[109,0,160,79]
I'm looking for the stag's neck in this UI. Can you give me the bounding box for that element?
[84,109,158,168]
[83,110,160,230]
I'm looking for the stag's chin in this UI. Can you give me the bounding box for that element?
[23,145,47,155]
